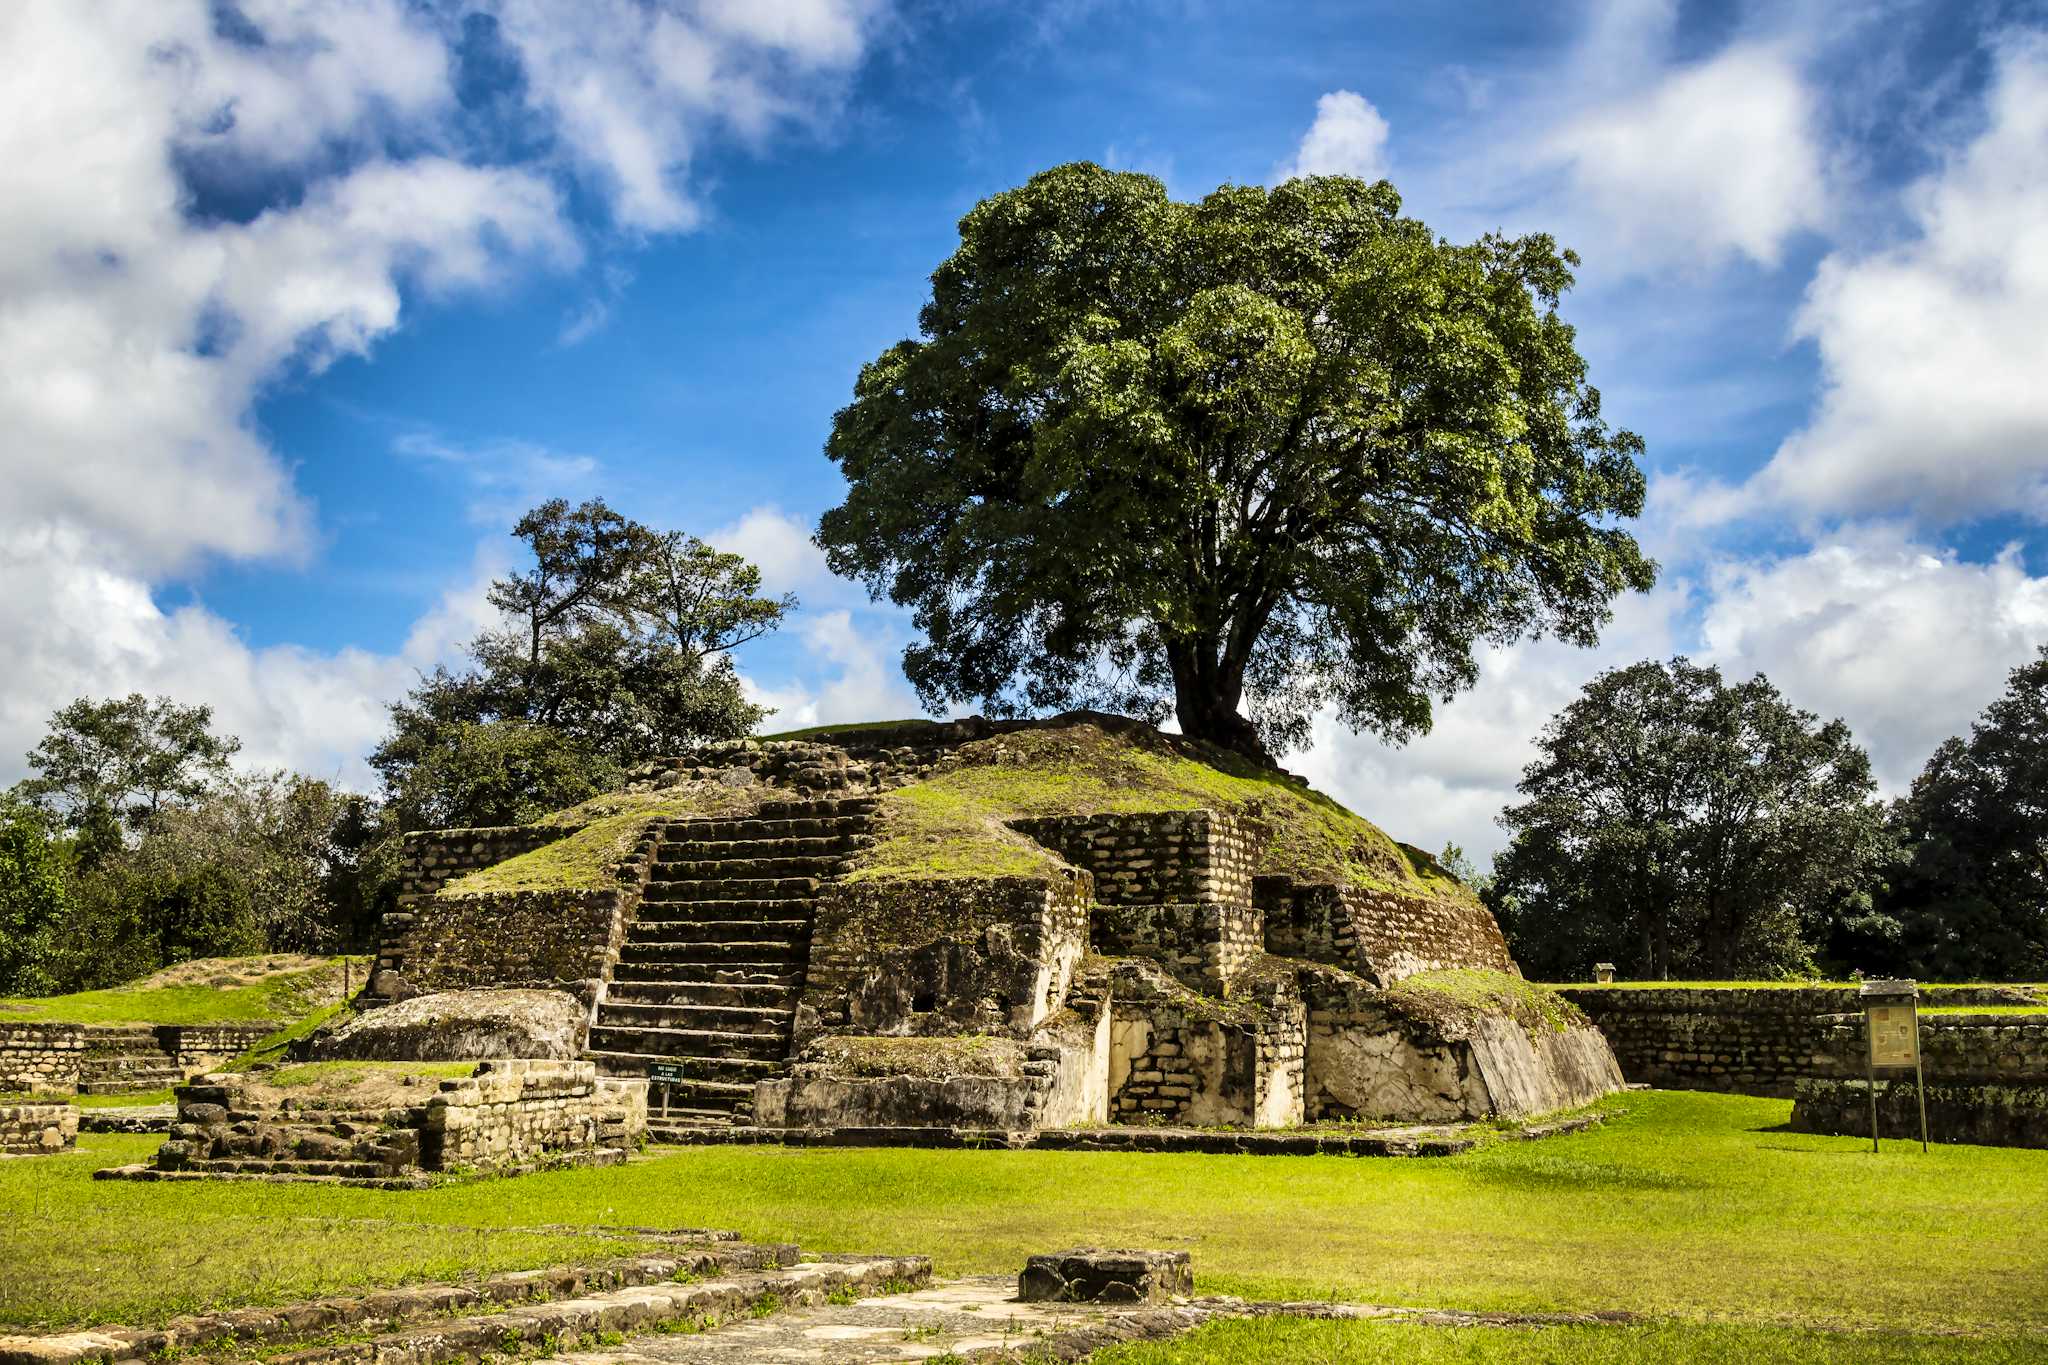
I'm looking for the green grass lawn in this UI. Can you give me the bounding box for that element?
[4,1091,2044,1342]
[0,957,357,1026]
[1093,1318,2048,1364]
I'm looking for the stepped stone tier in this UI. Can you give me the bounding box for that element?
[1,1021,277,1096]
[355,716,1622,1140]
[104,1059,646,1187]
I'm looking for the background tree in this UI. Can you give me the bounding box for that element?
[819,163,1654,760]
[373,498,788,830]
[0,796,71,995]
[1880,646,2048,979]
[14,694,239,858]
[1491,658,1892,980]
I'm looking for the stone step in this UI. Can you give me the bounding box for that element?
[642,876,820,903]
[582,1046,779,1085]
[656,835,867,860]
[618,939,805,967]
[625,917,809,946]
[644,1109,741,1133]
[632,898,817,924]
[610,962,801,989]
[754,797,879,818]
[657,816,874,842]
[594,1001,794,1034]
[605,980,799,1010]
[585,1024,789,1063]
[651,855,844,879]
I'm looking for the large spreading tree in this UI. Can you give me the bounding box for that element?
[819,163,1655,758]
[1490,658,1892,980]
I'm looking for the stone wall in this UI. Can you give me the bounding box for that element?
[422,1060,647,1170]
[1,1022,276,1095]
[1301,970,1620,1122]
[1558,987,2048,1098]
[399,825,579,907]
[0,1102,77,1153]
[386,888,634,1002]
[376,822,659,1004]
[1105,958,1304,1128]
[1261,881,1517,987]
[1790,1077,2048,1150]
[1010,809,1259,908]
[796,869,1093,1042]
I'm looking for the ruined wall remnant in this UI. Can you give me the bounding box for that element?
[1261,881,1517,987]
[797,869,1093,1042]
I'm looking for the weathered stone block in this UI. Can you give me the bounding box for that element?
[1017,1248,1192,1303]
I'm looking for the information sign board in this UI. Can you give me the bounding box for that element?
[1866,1002,1920,1069]
[648,1063,686,1083]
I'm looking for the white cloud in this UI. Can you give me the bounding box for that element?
[1547,41,1829,269]
[0,0,893,791]
[739,609,924,731]
[709,506,833,600]
[1751,34,2048,522]
[491,0,887,232]
[1697,526,2048,789]
[393,432,600,526]
[1275,90,1390,182]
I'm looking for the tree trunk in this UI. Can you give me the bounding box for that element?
[1166,637,1273,765]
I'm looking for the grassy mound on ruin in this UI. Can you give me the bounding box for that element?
[846,721,1468,899]
[1382,968,1589,1037]
[443,784,761,896]
[0,956,354,1027]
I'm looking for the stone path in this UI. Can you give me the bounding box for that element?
[555,1277,1119,1363]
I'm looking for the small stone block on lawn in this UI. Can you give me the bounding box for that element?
[1017,1248,1192,1304]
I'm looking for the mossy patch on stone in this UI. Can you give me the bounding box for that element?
[845,723,1468,901]
[444,785,761,896]
[1383,968,1587,1038]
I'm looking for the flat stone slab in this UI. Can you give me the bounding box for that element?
[77,1106,174,1134]
[1020,1249,1192,1305]
[552,1276,1118,1363]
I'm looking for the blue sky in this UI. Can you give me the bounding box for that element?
[4,0,2046,860]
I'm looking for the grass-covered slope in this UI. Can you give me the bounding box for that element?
[441,785,760,896]
[0,956,353,1027]
[846,722,1469,899]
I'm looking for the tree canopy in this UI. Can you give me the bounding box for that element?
[819,162,1654,758]
[373,498,790,829]
[1490,658,1892,980]
[1879,645,2048,979]
[15,694,240,854]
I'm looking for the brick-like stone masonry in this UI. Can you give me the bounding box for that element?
[1,1022,277,1095]
[799,868,1093,1041]
[1106,959,1304,1126]
[1561,987,2048,1098]
[1013,810,1265,995]
[0,1102,77,1153]
[1261,881,1517,987]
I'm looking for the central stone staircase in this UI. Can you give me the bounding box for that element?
[586,797,875,1132]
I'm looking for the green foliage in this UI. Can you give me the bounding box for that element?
[373,499,788,832]
[819,163,1654,757]
[12,694,239,848]
[444,786,759,895]
[1879,646,2048,980]
[0,797,71,995]
[1491,658,1893,981]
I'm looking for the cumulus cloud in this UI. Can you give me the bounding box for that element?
[1751,34,2048,523]
[1275,90,1390,182]
[1546,41,1829,269]
[0,0,892,789]
[492,0,887,231]
[739,609,925,731]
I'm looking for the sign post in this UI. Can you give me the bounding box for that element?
[648,1062,685,1120]
[1859,979,1927,1153]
